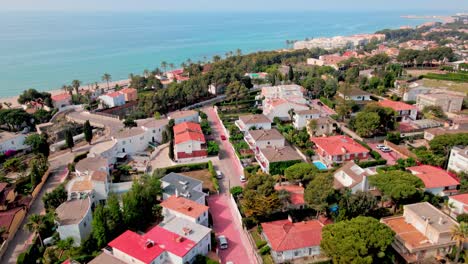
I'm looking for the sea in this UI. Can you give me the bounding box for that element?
[0,10,455,98]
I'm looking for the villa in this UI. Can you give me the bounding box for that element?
[256,146,303,174]
[263,98,309,121]
[99,91,126,108]
[448,193,468,218]
[51,93,71,110]
[407,165,459,197]
[378,100,418,122]
[56,196,93,246]
[173,122,207,161]
[333,161,376,193]
[161,195,209,226]
[168,110,199,124]
[311,135,369,166]
[0,131,28,154]
[235,114,272,131]
[337,88,372,102]
[293,109,321,129]
[245,129,285,150]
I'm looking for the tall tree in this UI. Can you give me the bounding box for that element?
[354,112,381,137]
[71,80,81,95]
[83,120,93,144]
[451,222,468,263]
[321,216,395,263]
[65,129,74,152]
[102,73,112,90]
[288,65,294,82]
[284,162,318,182]
[336,191,378,221]
[56,237,74,259]
[304,173,334,216]
[25,134,50,157]
[106,194,124,238]
[42,184,67,211]
[91,205,109,248]
[24,214,46,247]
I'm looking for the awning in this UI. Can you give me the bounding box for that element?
[116,152,128,158]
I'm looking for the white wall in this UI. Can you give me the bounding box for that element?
[272,246,321,262]
[293,114,320,129]
[172,114,199,125]
[448,148,468,173]
[0,134,27,153]
[114,133,148,154]
[255,138,285,149]
[162,207,209,226]
[99,94,125,108]
[57,206,92,246]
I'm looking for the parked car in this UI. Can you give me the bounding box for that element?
[381,147,392,152]
[376,144,385,150]
[240,174,246,182]
[220,135,227,140]
[218,235,228,249]
[216,170,223,179]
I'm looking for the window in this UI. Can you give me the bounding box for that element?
[294,251,299,256]
[122,141,126,145]
[267,141,270,145]
[11,141,14,145]
[153,130,156,133]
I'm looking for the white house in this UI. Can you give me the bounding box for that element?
[235,114,272,132]
[56,197,93,246]
[173,122,207,161]
[263,98,309,121]
[448,194,468,218]
[408,165,460,197]
[161,173,206,205]
[75,157,109,177]
[68,170,110,204]
[0,132,28,154]
[293,109,321,129]
[337,88,372,102]
[51,93,71,110]
[261,219,324,263]
[333,161,376,193]
[112,127,148,154]
[137,118,169,144]
[168,110,199,125]
[306,58,325,66]
[447,146,468,173]
[99,92,126,108]
[378,100,418,122]
[261,84,305,100]
[256,146,303,174]
[161,195,209,226]
[245,129,285,150]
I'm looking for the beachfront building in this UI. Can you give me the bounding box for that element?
[333,161,376,193]
[245,129,285,150]
[99,92,126,108]
[381,202,458,263]
[168,110,199,125]
[378,100,418,122]
[56,197,93,246]
[447,146,468,173]
[293,109,321,129]
[161,195,209,226]
[119,88,138,102]
[311,135,370,167]
[0,131,28,154]
[416,92,465,113]
[51,93,72,110]
[407,165,459,197]
[173,122,207,161]
[235,114,272,132]
[161,173,206,205]
[256,146,303,174]
[261,218,325,263]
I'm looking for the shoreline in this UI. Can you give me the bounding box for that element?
[0,79,130,108]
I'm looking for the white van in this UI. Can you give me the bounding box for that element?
[218,235,228,249]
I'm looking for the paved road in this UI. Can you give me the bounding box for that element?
[2,144,92,263]
[369,143,402,166]
[208,195,257,264]
[67,110,124,136]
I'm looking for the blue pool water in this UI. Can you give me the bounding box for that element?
[313,161,328,170]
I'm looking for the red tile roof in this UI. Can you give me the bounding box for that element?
[450,193,468,205]
[106,91,123,98]
[311,135,369,156]
[0,207,24,231]
[261,219,324,251]
[274,185,305,205]
[51,93,71,101]
[160,195,208,218]
[408,165,460,189]
[174,122,205,144]
[378,100,417,111]
[120,88,137,94]
[108,226,196,264]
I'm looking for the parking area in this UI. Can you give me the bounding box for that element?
[369,143,403,165]
[208,194,257,264]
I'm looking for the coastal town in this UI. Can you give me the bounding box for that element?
[0,12,467,264]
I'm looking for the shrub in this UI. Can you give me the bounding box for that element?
[370,150,382,160]
[259,245,271,255]
[456,213,468,223]
[242,217,258,229]
[207,141,220,156]
[208,161,219,192]
[357,159,387,168]
[163,162,209,173]
[256,240,267,249]
[320,97,335,108]
[73,151,89,163]
[230,186,243,197]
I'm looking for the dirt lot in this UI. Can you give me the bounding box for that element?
[422,79,468,94]
[180,169,216,193]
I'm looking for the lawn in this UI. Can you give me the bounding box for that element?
[180,169,216,193]
[422,78,468,94]
[249,229,275,264]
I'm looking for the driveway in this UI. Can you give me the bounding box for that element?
[204,107,244,191]
[208,195,257,264]
[369,143,403,165]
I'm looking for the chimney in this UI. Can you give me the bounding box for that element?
[287,214,293,223]
[175,188,179,197]
[438,217,445,225]
[145,240,154,248]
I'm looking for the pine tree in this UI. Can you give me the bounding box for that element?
[65,129,74,152]
[288,65,294,82]
[83,120,93,144]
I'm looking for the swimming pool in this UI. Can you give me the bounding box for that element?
[313,161,328,170]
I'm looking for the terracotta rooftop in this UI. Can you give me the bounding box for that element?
[51,93,71,101]
[261,219,324,251]
[408,165,460,189]
[311,135,369,156]
[56,198,91,225]
[119,87,137,94]
[160,195,208,218]
[249,129,284,142]
[173,122,205,144]
[378,99,417,111]
[295,109,320,115]
[381,216,433,250]
[239,114,271,124]
[274,184,305,205]
[70,180,93,192]
[450,193,468,205]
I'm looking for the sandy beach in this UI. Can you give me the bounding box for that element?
[0,79,131,108]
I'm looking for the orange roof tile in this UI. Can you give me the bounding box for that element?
[311,135,369,156]
[261,219,324,251]
[378,100,417,111]
[160,195,208,218]
[51,93,71,101]
[408,165,460,189]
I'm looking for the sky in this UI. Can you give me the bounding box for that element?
[2,0,467,12]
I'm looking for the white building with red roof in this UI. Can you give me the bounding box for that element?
[51,93,71,110]
[173,122,207,161]
[107,224,203,264]
[99,91,125,108]
[161,195,209,226]
[378,100,418,122]
[263,98,309,121]
[448,193,468,217]
[119,88,138,102]
[311,135,370,166]
[261,218,325,263]
[333,161,376,193]
[408,165,460,196]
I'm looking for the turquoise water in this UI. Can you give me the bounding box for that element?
[0,11,449,97]
[313,161,328,170]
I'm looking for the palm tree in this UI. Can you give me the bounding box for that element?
[143,69,150,78]
[71,80,81,95]
[186,58,192,65]
[24,214,46,247]
[180,62,187,69]
[169,63,175,71]
[161,61,168,74]
[3,102,12,109]
[102,73,112,90]
[62,85,72,97]
[451,222,468,263]
[56,237,74,259]
[236,49,242,57]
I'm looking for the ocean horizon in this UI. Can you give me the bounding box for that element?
[0,10,457,98]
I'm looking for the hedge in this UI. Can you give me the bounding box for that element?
[259,245,271,255]
[423,72,468,82]
[320,97,335,109]
[163,162,209,173]
[269,160,302,175]
[357,159,387,168]
[73,151,89,163]
[208,161,219,192]
[256,240,267,249]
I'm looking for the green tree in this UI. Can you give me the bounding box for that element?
[451,222,468,264]
[92,205,109,248]
[123,118,137,128]
[169,140,175,160]
[102,73,112,90]
[369,171,424,212]
[56,237,74,259]
[24,214,46,247]
[106,194,124,237]
[71,79,81,95]
[242,172,281,219]
[288,65,294,82]
[304,173,334,216]
[42,184,67,211]
[25,134,50,157]
[207,141,220,155]
[321,216,395,264]
[65,129,74,152]
[336,191,377,221]
[354,112,381,137]
[29,162,42,188]
[83,120,93,144]
[284,162,318,182]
